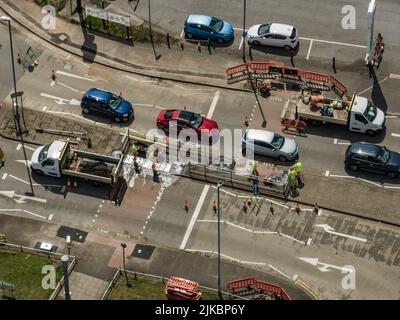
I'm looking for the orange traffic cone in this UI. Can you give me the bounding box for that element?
[184,200,189,212]
[212,200,217,213]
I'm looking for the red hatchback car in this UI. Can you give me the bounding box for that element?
[157,109,219,137]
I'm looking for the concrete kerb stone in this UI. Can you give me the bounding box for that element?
[0,1,250,93]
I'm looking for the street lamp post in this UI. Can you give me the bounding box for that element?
[61,255,71,300]
[1,16,35,196]
[147,0,161,60]
[120,243,130,286]
[242,0,246,62]
[217,181,223,299]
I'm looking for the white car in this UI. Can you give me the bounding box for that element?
[246,23,298,51]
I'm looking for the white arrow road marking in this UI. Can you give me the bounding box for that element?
[56,70,97,81]
[14,194,47,203]
[16,144,35,152]
[299,257,354,273]
[0,208,46,219]
[0,190,47,203]
[40,93,81,105]
[0,191,15,199]
[315,224,367,242]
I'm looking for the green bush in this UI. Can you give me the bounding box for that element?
[35,0,66,12]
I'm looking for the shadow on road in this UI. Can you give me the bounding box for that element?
[370,66,388,113]
[77,9,97,64]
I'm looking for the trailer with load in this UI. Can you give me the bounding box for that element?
[281,90,385,136]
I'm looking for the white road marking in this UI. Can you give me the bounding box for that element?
[325,170,330,177]
[125,75,155,83]
[207,90,220,119]
[57,81,80,93]
[328,174,355,179]
[357,77,388,95]
[16,144,35,152]
[233,27,244,31]
[299,257,354,273]
[179,185,210,250]
[306,39,313,60]
[238,37,244,50]
[279,232,306,245]
[385,115,398,119]
[23,210,47,220]
[48,214,53,221]
[306,238,313,246]
[180,29,184,38]
[315,224,367,242]
[333,138,338,144]
[358,178,382,187]
[391,133,400,137]
[42,106,48,111]
[186,249,265,265]
[338,142,351,145]
[2,173,7,180]
[16,144,22,151]
[268,264,291,280]
[50,81,55,86]
[298,36,366,48]
[210,186,236,197]
[383,186,400,190]
[16,160,31,167]
[389,73,400,79]
[134,103,164,110]
[9,174,38,185]
[40,93,80,105]
[56,70,96,81]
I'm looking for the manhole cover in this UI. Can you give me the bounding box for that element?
[58,34,68,42]
[57,226,88,243]
[131,244,155,260]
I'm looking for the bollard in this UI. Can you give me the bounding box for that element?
[290,53,295,67]
[212,199,217,213]
[269,206,274,215]
[333,57,337,74]
[17,53,21,65]
[197,41,201,53]
[51,69,56,81]
[244,115,249,128]
[87,137,92,149]
[249,44,253,61]
[167,33,171,49]
[184,200,189,212]
[242,201,248,213]
[179,38,184,50]
[207,39,212,55]
[313,203,319,215]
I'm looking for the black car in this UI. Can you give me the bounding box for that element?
[345,142,400,178]
[81,88,133,122]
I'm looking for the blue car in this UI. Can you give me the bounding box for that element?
[184,14,234,44]
[81,88,134,122]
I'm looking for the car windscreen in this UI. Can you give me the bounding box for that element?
[271,134,285,149]
[108,95,122,110]
[258,24,271,35]
[38,144,50,162]
[290,27,297,39]
[377,148,390,163]
[363,102,377,122]
[209,17,224,32]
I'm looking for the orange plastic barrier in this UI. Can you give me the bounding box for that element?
[227,64,248,76]
[330,76,348,94]
[304,71,330,83]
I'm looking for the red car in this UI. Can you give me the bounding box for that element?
[157,109,219,137]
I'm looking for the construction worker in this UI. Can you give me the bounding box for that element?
[131,142,139,156]
[290,160,303,184]
[251,160,258,175]
[0,147,5,168]
[288,169,298,195]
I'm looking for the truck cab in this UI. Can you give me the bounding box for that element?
[30,140,66,177]
[348,96,385,135]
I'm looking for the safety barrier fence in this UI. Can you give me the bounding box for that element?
[101,268,247,300]
[0,242,77,300]
[226,61,347,96]
[227,277,291,300]
[184,163,289,199]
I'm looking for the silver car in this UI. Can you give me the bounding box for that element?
[242,129,298,162]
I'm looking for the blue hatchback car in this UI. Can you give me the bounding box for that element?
[184,14,234,43]
[81,88,134,122]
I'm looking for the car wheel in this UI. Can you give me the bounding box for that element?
[349,164,358,171]
[278,155,287,162]
[34,169,44,176]
[387,171,398,178]
[83,107,90,114]
[186,33,193,39]
[284,45,292,52]
[252,40,261,46]
[114,116,122,123]
[217,38,224,44]
[366,130,376,137]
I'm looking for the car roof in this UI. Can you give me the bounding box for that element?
[187,14,212,26]
[48,140,67,159]
[85,88,113,101]
[349,142,381,157]
[246,129,274,143]
[269,23,294,36]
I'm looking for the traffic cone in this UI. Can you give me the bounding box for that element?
[244,116,249,127]
[212,200,217,213]
[242,201,248,213]
[184,200,189,212]
[51,69,56,81]
[17,53,21,65]
[197,41,201,52]
[179,38,184,50]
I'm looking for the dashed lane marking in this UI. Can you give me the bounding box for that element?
[16,144,22,151]
[389,73,400,79]
[268,264,291,280]
[238,36,244,50]
[179,185,210,250]
[57,81,81,93]
[391,133,400,137]
[56,70,97,82]
[306,39,313,60]
[48,214,53,221]
[2,173,7,180]
[207,90,220,119]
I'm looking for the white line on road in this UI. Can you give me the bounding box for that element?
[268,264,291,280]
[179,185,210,250]
[358,178,382,187]
[333,138,338,144]
[298,36,366,48]
[16,144,35,152]
[357,77,389,95]
[389,73,400,80]
[238,37,244,50]
[210,186,236,197]
[16,144,22,151]
[279,233,306,245]
[125,75,155,83]
[48,214,53,221]
[180,29,184,38]
[23,210,47,219]
[338,142,351,145]
[391,133,400,137]
[383,186,400,190]
[16,160,31,167]
[56,70,96,82]
[207,91,220,119]
[2,173,7,180]
[9,174,38,185]
[134,103,164,110]
[57,81,81,93]
[306,39,313,60]
[328,174,355,179]
[325,170,330,177]
[42,106,48,111]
